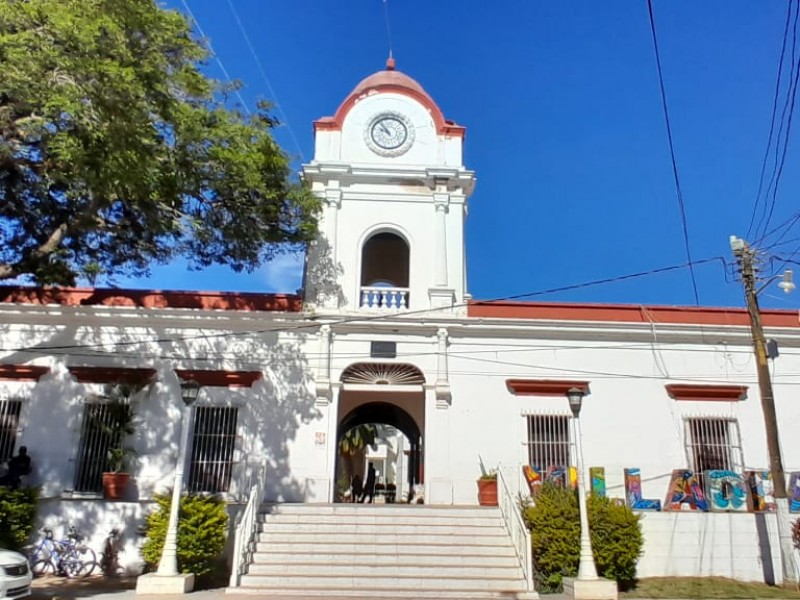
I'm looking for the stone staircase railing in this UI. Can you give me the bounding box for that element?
[497,467,534,593]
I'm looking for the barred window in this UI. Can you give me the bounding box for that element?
[684,417,742,476]
[73,402,119,493]
[188,406,238,493]
[525,414,572,471]
[0,399,22,462]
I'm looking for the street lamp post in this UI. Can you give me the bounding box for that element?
[567,387,599,581]
[564,387,617,600]
[136,379,201,595]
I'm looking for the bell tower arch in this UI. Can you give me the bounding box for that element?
[302,59,475,314]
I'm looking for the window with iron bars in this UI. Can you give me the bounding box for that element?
[684,417,743,484]
[73,402,121,493]
[187,406,238,493]
[525,414,572,471]
[0,399,22,462]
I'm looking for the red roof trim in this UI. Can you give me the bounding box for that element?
[314,79,465,138]
[0,286,302,312]
[665,384,748,402]
[175,369,263,388]
[468,300,798,328]
[68,367,156,384]
[507,379,590,397]
[0,365,50,381]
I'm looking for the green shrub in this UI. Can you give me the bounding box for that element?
[141,492,228,577]
[523,484,643,592]
[0,486,38,550]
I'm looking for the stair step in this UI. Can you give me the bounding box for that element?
[246,563,523,578]
[250,552,520,566]
[260,513,503,527]
[258,531,511,544]
[263,504,499,518]
[227,587,537,599]
[238,574,525,591]
[259,522,504,535]
[253,541,518,556]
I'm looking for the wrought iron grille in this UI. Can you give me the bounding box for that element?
[525,414,572,471]
[684,416,743,481]
[0,399,22,462]
[188,406,238,493]
[74,403,119,493]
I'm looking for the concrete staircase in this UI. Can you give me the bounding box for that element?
[229,503,535,599]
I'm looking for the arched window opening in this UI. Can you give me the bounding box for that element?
[360,232,410,310]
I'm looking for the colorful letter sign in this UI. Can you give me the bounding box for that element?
[624,468,661,510]
[664,470,709,511]
[706,470,749,512]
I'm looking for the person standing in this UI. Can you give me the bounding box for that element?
[359,462,377,504]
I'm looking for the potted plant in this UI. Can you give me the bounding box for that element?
[477,470,498,506]
[100,384,140,500]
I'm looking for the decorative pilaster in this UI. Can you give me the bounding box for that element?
[433,188,449,287]
[315,324,332,406]
[324,186,342,263]
[434,327,451,408]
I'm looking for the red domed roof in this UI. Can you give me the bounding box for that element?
[314,59,464,137]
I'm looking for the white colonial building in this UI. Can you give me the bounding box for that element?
[1,59,799,594]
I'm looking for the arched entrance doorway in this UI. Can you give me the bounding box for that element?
[336,363,425,503]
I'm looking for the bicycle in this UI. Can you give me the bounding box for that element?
[26,526,96,578]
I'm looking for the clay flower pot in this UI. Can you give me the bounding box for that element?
[477,478,498,506]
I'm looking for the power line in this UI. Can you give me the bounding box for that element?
[645,0,700,305]
[757,0,800,240]
[0,256,727,355]
[747,0,796,239]
[179,0,250,114]
[224,0,305,161]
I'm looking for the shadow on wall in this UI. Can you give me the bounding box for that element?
[303,235,345,309]
[0,304,320,552]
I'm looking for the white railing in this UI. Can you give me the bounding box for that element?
[229,461,267,588]
[360,286,410,310]
[497,467,534,593]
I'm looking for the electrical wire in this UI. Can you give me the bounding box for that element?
[646,0,700,305]
[179,0,250,114]
[223,0,305,161]
[748,0,797,239]
[0,256,727,355]
[757,0,800,240]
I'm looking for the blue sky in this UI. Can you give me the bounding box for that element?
[117,1,800,310]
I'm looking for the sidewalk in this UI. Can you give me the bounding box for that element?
[31,576,226,600]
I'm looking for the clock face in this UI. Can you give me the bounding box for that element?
[370,116,408,150]
[365,111,415,156]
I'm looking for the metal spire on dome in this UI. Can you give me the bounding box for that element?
[383,0,394,68]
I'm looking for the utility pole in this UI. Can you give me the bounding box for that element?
[730,236,798,585]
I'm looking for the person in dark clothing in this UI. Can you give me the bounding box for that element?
[351,474,363,503]
[0,446,31,489]
[359,462,377,504]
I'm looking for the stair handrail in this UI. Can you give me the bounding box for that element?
[229,459,267,588]
[497,466,534,592]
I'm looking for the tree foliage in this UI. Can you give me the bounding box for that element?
[141,492,228,577]
[523,484,643,592]
[0,486,38,550]
[0,0,319,285]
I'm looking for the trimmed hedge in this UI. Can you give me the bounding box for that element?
[0,486,38,550]
[523,484,643,592]
[141,492,228,577]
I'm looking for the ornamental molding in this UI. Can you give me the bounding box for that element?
[665,384,748,402]
[340,362,425,386]
[506,379,591,397]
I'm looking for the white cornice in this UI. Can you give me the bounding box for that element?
[302,162,476,194]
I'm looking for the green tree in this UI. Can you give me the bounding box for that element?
[0,0,319,285]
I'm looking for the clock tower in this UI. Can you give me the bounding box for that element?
[302,59,475,314]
